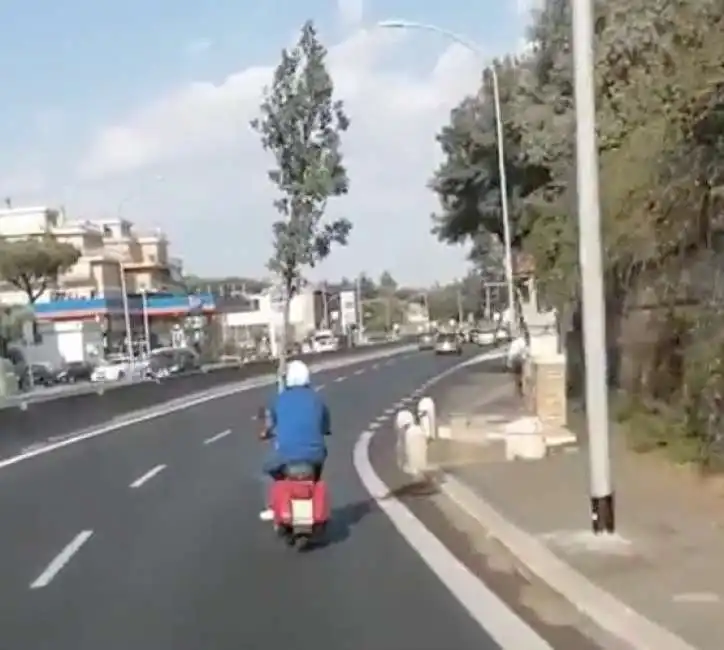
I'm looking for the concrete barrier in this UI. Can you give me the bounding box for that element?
[0,340,411,460]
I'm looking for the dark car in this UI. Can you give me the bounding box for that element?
[23,363,56,387]
[55,361,93,384]
[148,347,201,378]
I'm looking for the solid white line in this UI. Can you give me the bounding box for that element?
[353,348,552,649]
[129,464,166,488]
[30,530,93,589]
[204,429,231,445]
[354,437,552,649]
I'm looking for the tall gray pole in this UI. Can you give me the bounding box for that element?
[572,0,614,533]
[489,66,517,337]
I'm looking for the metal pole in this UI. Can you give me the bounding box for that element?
[141,289,151,356]
[489,66,517,337]
[356,276,363,342]
[572,0,614,533]
[377,19,517,336]
[322,288,329,329]
[119,263,134,370]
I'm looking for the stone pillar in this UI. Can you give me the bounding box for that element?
[532,354,567,427]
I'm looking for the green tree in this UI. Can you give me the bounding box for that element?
[251,20,351,383]
[378,271,397,294]
[0,237,80,304]
[429,0,724,465]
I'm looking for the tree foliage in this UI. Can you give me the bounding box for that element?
[0,237,80,303]
[431,0,724,466]
[251,20,351,295]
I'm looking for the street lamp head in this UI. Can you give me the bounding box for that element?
[377,20,408,29]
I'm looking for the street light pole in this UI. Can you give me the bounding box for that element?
[572,0,614,533]
[377,20,517,337]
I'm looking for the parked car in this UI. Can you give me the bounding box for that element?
[22,363,56,387]
[55,361,93,384]
[435,332,463,355]
[90,355,135,382]
[418,332,435,350]
[147,347,201,378]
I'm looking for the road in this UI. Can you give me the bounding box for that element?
[0,349,505,650]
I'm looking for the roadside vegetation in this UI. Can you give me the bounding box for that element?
[430,0,724,469]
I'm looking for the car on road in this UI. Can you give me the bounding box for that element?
[418,332,435,350]
[434,332,462,355]
[90,355,144,382]
[55,360,94,384]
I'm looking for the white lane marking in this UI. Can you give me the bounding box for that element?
[372,363,379,369]
[334,376,346,383]
[353,368,365,376]
[30,530,93,589]
[383,407,396,415]
[204,429,231,445]
[374,414,389,424]
[314,383,325,391]
[368,421,381,430]
[129,464,166,488]
[0,345,423,472]
[352,349,555,649]
[0,348,480,470]
[354,433,552,650]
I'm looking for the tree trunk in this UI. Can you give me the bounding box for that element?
[276,286,292,392]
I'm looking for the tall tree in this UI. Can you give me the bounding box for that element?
[251,20,351,384]
[0,237,80,304]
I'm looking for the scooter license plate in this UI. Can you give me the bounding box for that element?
[290,499,314,526]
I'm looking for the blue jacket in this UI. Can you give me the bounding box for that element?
[267,386,330,464]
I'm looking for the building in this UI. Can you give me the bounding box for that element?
[0,206,183,304]
[218,288,319,353]
[0,206,214,365]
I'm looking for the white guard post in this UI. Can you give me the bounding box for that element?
[417,397,437,440]
[395,410,415,472]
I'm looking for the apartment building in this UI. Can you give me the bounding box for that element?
[0,206,212,365]
[0,206,183,303]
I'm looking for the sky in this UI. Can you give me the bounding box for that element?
[0,0,534,285]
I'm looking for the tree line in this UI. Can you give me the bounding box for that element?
[430,0,724,467]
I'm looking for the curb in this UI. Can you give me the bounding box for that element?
[438,474,697,650]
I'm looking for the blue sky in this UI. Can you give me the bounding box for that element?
[0,0,531,285]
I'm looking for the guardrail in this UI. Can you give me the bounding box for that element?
[0,338,412,462]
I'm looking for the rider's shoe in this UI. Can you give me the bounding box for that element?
[259,508,274,521]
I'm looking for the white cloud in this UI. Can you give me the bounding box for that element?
[75,24,485,283]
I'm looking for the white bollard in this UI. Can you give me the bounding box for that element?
[404,424,428,476]
[395,410,415,472]
[417,397,437,439]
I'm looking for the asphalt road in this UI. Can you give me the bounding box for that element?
[0,348,504,650]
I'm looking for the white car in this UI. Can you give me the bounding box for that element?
[90,356,139,382]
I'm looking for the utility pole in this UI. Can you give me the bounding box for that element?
[572,0,614,533]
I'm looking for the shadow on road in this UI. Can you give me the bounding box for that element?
[314,498,375,549]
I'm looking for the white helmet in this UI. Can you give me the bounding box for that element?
[285,359,311,388]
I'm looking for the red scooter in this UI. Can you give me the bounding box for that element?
[268,462,330,551]
[259,409,330,551]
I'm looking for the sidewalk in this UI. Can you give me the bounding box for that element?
[429,374,724,650]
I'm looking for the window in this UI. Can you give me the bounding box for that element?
[102,226,112,237]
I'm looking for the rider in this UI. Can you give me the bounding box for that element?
[259,359,331,521]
